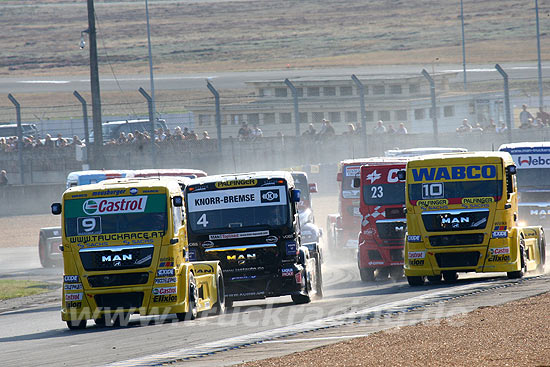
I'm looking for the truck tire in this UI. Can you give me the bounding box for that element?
[407,276,425,286]
[177,272,198,321]
[507,244,527,279]
[39,235,54,268]
[213,270,226,315]
[427,274,442,283]
[359,268,375,282]
[66,320,87,330]
[291,270,311,305]
[315,254,323,298]
[291,293,311,304]
[537,234,546,273]
[390,266,404,281]
[442,271,458,283]
[377,267,390,280]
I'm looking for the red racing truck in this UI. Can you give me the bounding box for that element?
[327,158,408,257]
[356,160,409,281]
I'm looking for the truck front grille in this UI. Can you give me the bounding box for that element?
[88,272,149,288]
[376,220,407,240]
[94,292,144,309]
[435,252,480,268]
[429,234,484,247]
[390,249,404,262]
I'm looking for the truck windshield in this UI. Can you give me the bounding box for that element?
[292,174,310,202]
[187,185,290,232]
[63,194,167,237]
[363,183,405,205]
[342,165,361,199]
[516,169,550,191]
[409,180,503,202]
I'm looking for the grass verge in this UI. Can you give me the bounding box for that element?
[0,279,53,300]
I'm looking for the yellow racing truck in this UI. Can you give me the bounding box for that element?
[402,151,545,286]
[51,177,225,329]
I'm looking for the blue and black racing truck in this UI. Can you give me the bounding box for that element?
[184,171,322,307]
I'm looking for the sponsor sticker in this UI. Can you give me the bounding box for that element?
[155,277,177,284]
[65,293,83,301]
[64,283,83,291]
[417,199,449,209]
[214,179,258,189]
[157,268,175,277]
[209,230,269,240]
[409,259,425,266]
[411,165,497,182]
[368,261,384,265]
[407,235,422,242]
[345,166,360,177]
[66,301,82,308]
[462,197,494,205]
[488,255,511,262]
[281,268,294,277]
[152,287,177,296]
[153,295,177,303]
[408,251,426,259]
[492,231,508,239]
[490,247,510,255]
[82,196,148,216]
[129,188,138,195]
[64,275,80,283]
[188,186,287,212]
[159,261,174,268]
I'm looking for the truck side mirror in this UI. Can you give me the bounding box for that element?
[397,170,406,180]
[506,165,517,175]
[172,196,183,207]
[309,183,318,193]
[336,172,343,182]
[291,189,301,203]
[51,203,62,215]
[352,178,361,188]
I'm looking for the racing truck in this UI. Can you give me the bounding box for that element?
[356,159,409,281]
[327,158,371,254]
[499,142,550,228]
[39,168,207,268]
[327,158,407,256]
[51,177,223,329]
[402,151,546,286]
[291,171,323,263]
[185,171,322,306]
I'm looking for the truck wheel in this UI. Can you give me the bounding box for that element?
[427,274,442,283]
[177,273,198,321]
[407,276,425,286]
[94,316,106,327]
[537,235,546,272]
[291,293,311,305]
[359,268,375,282]
[442,271,458,283]
[507,245,527,279]
[292,270,311,305]
[377,267,390,280]
[225,299,234,309]
[390,266,404,281]
[66,320,87,330]
[315,255,323,298]
[213,270,226,315]
[39,235,54,268]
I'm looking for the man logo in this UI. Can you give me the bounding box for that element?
[83,199,99,215]
[394,226,405,231]
[227,253,257,265]
[260,189,279,203]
